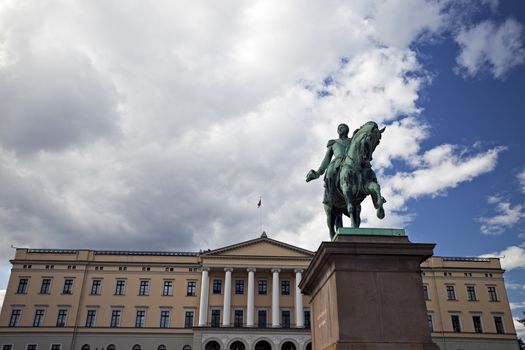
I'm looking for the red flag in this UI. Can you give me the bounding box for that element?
[257,198,262,208]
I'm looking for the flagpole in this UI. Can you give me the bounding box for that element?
[257,197,262,234]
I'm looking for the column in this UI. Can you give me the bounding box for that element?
[272,268,280,327]
[246,268,256,326]
[198,267,210,326]
[295,269,304,328]
[222,268,233,326]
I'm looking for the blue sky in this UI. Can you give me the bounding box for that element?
[0,0,525,338]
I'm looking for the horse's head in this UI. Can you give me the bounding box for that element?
[351,121,385,163]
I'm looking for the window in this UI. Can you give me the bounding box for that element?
[2,346,13,350]
[234,309,243,328]
[445,285,456,300]
[423,285,430,300]
[132,346,141,350]
[107,345,116,350]
[281,280,290,295]
[451,315,461,332]
[184,311,194,328]
[304,310,311,329]
[51,345,61,350]
[183,346,192,350]
[81,345,90,350]
[211,309,221,327]
[235,279,244,294]
[163,280,173,296]
[56,309,68,327]
[187,281,196,296]
[258,310,267,328]
[110,310,121,327]
[115,279,126,295]
[158,346,167,350]
[138,280,150,295]
[33,309,45,327]
[282,310,291,328]
[258,280,267,295]
[135,310,146,328]
[85,310,96,327]
[427,314,434,331]
[472,315,483,333]
[160,310,170,328]
[466,285,477,301]
[26,346,37,350]
[90,279,101,295]
[63,279,73,294]
[212,279,222,294]
[40,278,51,294]
[9,309,21,327]
[494,316,505,334]
[17,278,29,294]
[488,286,499,301]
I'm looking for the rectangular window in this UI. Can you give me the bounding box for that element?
[258,310,267,328]
[282,310,291,328]
[40,278,51,294]
[211,309,221,327]
[281,280,290,295]
[304,310,311,329]
[90,279,101,295]
[423,285,430,300]
[467,285,477,301]
[160,310,170,328]
[110,310,121,327]
[234,309,243,328]
[2,345,13,350]
[235,279,244,294]
[17,278,29,294]
[135,310,146,328]
[472,315,483,333]
[494,316,505,334]
[258,280,267,295]
[62,279,73,294]
[212,279,222,294]
[33,309,45,327]
[85,310,96,327]
[451,315,461,332]
[115,279,126,295]
[187,281,196,296]
[488,286,499,301]
[56,309,68,327]
[9,309,21,327]
[184,311,194,328]
[51,345,61,350]
[163,280,173,296]
[26,346,37,350]
[427,314,434,332]
[138,280,149,295]
[446,285,456,300]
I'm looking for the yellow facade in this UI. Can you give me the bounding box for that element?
[0,235,519,350]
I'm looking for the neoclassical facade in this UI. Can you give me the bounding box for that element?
[0,234,519,350]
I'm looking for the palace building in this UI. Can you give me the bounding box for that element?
[0,234,519,350]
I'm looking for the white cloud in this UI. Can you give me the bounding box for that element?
[510,301,525,310]
[518,167,525,194]
[479,196,525,235]
[455,18,525,79]
[515,318,525,339]
[481,246,525,270]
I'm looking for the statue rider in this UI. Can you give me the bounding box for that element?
[306,123,351,205]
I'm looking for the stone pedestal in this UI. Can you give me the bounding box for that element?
[299,229,439,350]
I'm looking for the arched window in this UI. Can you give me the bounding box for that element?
[230,341,245,350]
[81,345,90,350]
[132,345,141,350]
[107,345,116,350]
[205,341,221,350]
[305,343,312,350]
[183,345,192,350]
[281,342,295,350]
[254,340,271,350]
[158,346,167,350]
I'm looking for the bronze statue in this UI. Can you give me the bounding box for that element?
[307,121,386,238]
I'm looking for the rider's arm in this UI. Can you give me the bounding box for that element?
[316,146,333,175]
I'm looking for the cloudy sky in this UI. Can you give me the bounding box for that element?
[1,0,525,336]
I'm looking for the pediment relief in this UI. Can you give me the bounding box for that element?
[203,237,314,258]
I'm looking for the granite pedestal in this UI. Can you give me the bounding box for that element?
[299,228,440,350]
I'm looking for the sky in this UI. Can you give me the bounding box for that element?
[1,0,525,337]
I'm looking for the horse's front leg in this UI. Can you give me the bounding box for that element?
[340,178,357,227]
[367,181,386,219]
[353,204,361,228]
[324,204,336,239]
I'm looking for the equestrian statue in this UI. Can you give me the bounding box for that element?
[306,121,386,239]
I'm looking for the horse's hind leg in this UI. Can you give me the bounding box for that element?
[353,204,361,228]
[367,182,386,219]
[324,204,336,239]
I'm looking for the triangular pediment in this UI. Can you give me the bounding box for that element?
[202,236,314,258]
